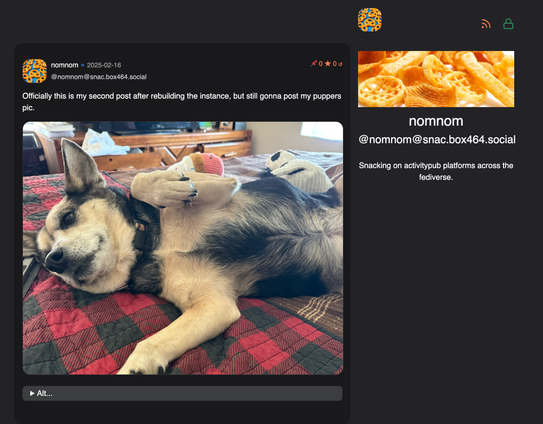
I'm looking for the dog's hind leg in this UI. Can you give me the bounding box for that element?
[118,253,241,375]
[117,297,240,374]
[117,292,240,374]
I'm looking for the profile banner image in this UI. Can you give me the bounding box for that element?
[358,8,381,32]
[357,51,514,107]
[23,59,47,83]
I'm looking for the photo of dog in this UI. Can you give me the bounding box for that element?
[23,139,343,374]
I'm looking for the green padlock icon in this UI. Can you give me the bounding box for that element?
[503,18,514,29]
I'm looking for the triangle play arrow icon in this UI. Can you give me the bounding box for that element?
[30,391,34,396]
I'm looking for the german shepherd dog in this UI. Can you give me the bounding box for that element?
[23,139,343,374]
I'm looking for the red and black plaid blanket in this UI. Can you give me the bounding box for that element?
[23,172,343,375]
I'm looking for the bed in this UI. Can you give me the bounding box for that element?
[22,150,343,375]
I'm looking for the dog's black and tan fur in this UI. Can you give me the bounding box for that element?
[23,140,343,374]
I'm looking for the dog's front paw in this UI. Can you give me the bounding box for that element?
[131,170,198,208]
[117,342,168,375]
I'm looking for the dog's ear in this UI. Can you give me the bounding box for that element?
[61,138,106,195]
[23,231,39,258]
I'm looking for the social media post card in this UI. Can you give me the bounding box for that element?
[357,51,514,107]
[16,45,349,424]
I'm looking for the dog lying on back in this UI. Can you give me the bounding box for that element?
[23,140,343,374]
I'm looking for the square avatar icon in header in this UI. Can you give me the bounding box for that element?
[358,8,382,32]
[23,59,47,83]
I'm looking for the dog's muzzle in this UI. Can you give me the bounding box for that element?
[45,248,68,274]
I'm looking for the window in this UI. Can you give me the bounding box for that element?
[300,122,343,141]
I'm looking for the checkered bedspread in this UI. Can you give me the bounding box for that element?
[23,172,343,375]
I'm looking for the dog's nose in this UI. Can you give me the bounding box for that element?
[45,249,68,274]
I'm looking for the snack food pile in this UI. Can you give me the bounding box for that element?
[22,59,47,83]
[358,51,514,107]
[358,8,382,32]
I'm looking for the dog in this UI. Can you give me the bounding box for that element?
[23,139,343,374]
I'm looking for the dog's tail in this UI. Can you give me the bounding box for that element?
[328,175,343,206]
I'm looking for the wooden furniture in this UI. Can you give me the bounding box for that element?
[37,129,252,173]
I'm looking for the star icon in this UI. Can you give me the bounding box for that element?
[325,60,331,66]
